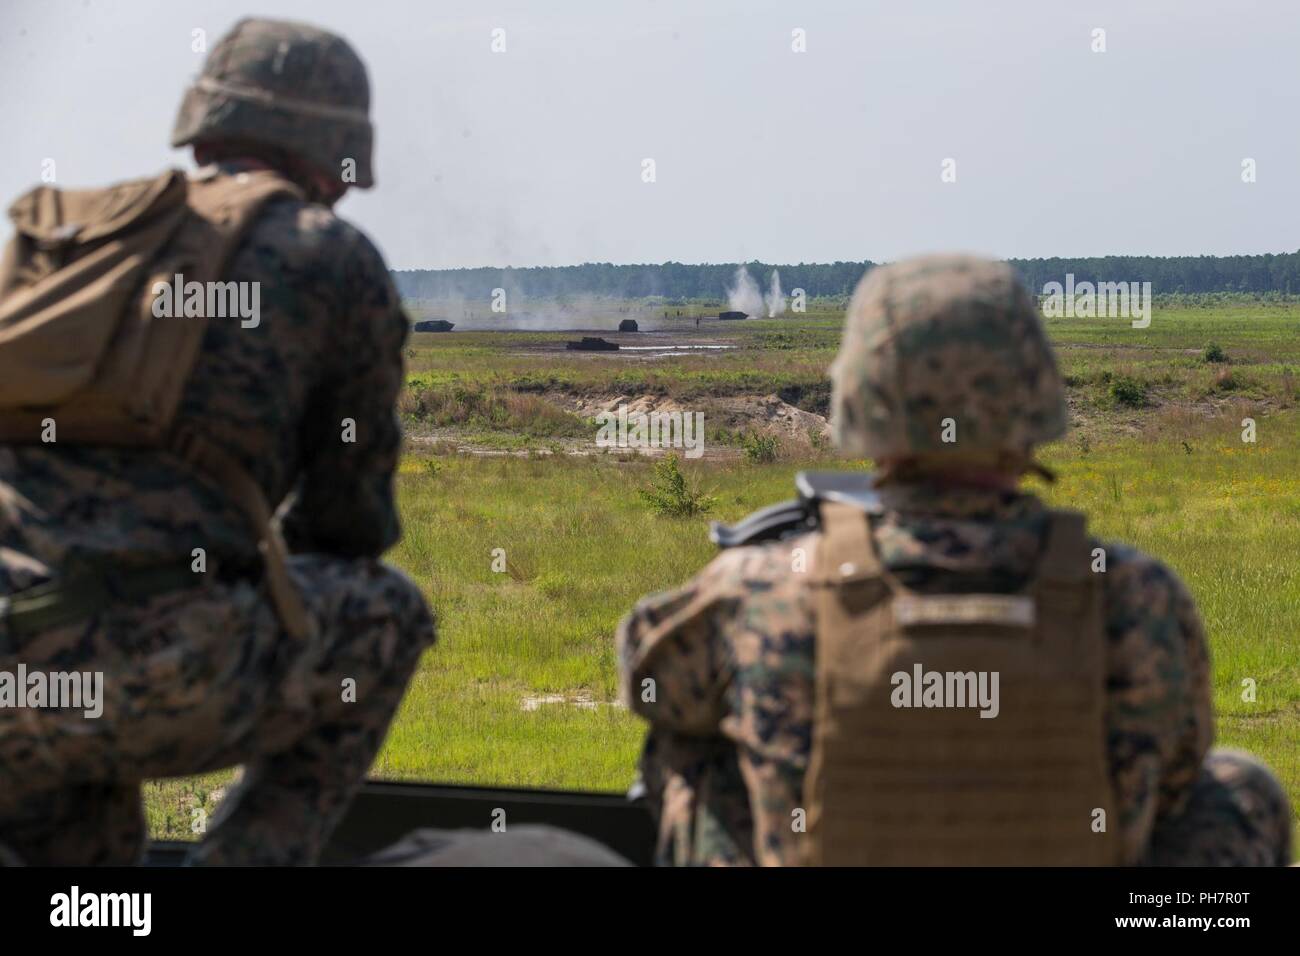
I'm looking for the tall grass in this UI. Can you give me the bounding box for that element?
[376,411,1300,803]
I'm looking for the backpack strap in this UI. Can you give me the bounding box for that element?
[142,169,303,432]
[164,169,314,645]
[814,500,885,588]
[803,500,889,865]
[1032,509,1094,621]
[170,424,312,644]
[1037,509,1089,581]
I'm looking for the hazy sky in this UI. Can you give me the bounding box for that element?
[3,0,1296,270]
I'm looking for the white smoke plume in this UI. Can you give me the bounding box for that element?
[765,269,785,317]
[726,266,765,317]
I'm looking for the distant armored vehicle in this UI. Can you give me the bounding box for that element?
[414,319,455,332]
[618,319,639,332]
[566,337,619,351]
[719,310,748,320]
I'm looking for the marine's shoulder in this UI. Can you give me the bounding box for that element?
[1092,538,1200,628]
[227,196,401,329]
[622,531,817,627]
[243,196,390,275]
[617,531,819,687]
[692,531,822,599]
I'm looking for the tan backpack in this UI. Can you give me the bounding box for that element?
[801,501,1123,866]
[0,166,311,642]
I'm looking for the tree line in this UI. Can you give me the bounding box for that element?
[392,252,1300,302]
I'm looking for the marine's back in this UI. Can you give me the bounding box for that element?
[618,478,1211,865]
[0,167,409,592]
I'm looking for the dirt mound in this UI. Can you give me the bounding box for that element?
[567,392,830,441]
[716,394,830,439]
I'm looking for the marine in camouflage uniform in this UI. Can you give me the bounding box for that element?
[617,255,1292,866]
[0,18,434,865]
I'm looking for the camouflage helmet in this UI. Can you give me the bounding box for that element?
[829,254,1066,474]
[171,18,375,188]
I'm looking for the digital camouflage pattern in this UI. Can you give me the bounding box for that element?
[0,556,430,865]
[0,160,435,864]
[618,484,1293,866]
[172,18,375,188]
[619,254,1291,867]
[829,254,1068,463]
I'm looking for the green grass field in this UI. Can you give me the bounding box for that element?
[146,301,1300,854]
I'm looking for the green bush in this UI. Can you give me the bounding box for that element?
[638,454,717,517]
[1203,342,1229,363]
[1109,376,1147,408]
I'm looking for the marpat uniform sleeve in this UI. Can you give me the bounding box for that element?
[617,535,817,865]
[280,229,409,558]
[616,549,756,736]
[1101,542,1214,862]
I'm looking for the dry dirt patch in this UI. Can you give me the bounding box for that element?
[566,392,831,441]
